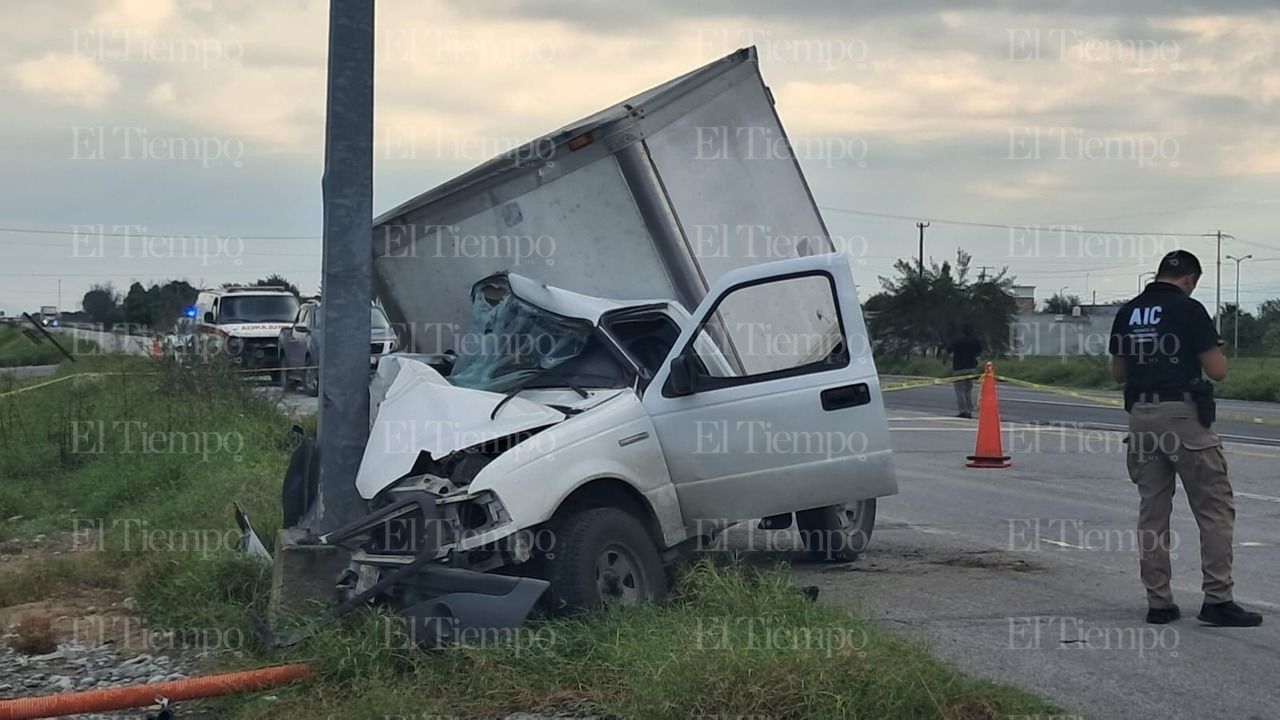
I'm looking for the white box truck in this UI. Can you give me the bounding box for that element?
[283,47,896,647]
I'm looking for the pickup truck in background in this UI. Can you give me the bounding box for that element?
[277,300,400,395]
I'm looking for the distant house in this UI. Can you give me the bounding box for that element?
[1012,285,1036,315]
[1009,287,1121,357]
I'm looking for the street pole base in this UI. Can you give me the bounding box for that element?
[268,528,352,626]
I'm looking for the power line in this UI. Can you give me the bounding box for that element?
[0,225,318,240]
[0,269,319,278]
[819,206,1214,237]
[0,237,322,257]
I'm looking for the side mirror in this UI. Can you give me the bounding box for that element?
[294,324,309,334]
[666,354,700,397]
[203,311,215,323]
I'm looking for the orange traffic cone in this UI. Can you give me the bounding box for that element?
[966,362,1010,468]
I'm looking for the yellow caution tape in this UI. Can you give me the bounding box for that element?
[882,369,1280,427]
[6,361,1278,428]
[881,374,982,392]
[994,374,1124,407]
[0,363,325,400]
[0,371,140,399]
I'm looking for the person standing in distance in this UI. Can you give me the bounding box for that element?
[947,324,982,418]
[1109,249,1261,627]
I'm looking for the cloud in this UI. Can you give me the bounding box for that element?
[90,0,175,33]
[6,52,120,107]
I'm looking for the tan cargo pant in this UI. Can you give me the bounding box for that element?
[1126,400,1234,608]
[953,367,977,416]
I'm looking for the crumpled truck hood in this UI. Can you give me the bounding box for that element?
[355,360,566,499]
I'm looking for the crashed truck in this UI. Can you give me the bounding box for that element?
[287,47,897,646]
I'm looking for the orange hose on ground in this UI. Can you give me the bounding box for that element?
[0,662,313,720]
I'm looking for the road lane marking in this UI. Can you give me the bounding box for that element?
[889,422,1280,454]
[1038,537,1088,550]
[1237,492,1280,504]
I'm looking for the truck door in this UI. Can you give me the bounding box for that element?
[641,253,896,525]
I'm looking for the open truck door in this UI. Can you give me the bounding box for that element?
[642,253,896,526]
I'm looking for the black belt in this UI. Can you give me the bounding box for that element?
[1133,390,1192,404]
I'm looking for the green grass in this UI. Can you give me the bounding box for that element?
[0,353,1062,719]
[0,322,97,367]
[0,354,291,581]
[211,561,1059,720]
[876,354,1280,402]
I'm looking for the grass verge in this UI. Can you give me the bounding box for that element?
[877,354,1280,402]
[0,322,97,368]
[217,561,1060,720]
[0,354,1062,719]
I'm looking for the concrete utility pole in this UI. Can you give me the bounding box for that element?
[311,0,375,532]
[916,221,930,276]
[1226,253,1252,357]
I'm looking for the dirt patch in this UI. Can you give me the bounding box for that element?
[926,550,1043,573]
[818,546,1044,575]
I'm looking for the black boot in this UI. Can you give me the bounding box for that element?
[1146,605,1180,624]
[1197,601,1263,627]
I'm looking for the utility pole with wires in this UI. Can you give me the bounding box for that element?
[916,221,930,276]
[1202,229,1233,334]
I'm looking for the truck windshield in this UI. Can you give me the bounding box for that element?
[219,295,300,323]
[448,286,624,393]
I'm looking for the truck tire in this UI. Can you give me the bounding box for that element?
[303,355,319,397]
[543,507,666,612]
[796,499,876,562]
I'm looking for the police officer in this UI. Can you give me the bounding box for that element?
[1109,249,1262,626]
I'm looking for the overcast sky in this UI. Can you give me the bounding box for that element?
[2,0,1277,316]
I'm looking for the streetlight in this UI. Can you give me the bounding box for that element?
[1226,253,1252,356]
[1137,271,1156,292]
[1202,230,1235,333]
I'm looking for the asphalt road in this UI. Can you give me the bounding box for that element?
[782,380,1280,720]
[270,367,1279,717]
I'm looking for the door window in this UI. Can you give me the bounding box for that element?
[686,273,847,383]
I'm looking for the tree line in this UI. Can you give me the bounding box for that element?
[78,274,300,331]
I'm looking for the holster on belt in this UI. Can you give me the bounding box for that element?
[1188,378,1216,428]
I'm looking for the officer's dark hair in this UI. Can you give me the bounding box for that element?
[1155,249,1202,280]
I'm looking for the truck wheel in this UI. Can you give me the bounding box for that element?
[543,507,666,612]
[796,499,876,562]
[303,356,319,397]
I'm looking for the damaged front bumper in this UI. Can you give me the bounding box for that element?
[292,480,547,649]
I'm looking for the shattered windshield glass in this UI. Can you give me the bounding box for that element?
[448,281,594,393]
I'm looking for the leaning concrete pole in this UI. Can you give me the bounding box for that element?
[312,0,374,532]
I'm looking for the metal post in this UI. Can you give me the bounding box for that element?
[309,0,375,533]
[1201,229,1234,333]
[1226,253,1252,356]
[1216,230,1222,333]
[916,222,929,276]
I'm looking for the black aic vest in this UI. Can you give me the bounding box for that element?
[1109,282,1219,394]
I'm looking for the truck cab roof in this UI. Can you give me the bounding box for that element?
[482,272,685,326]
